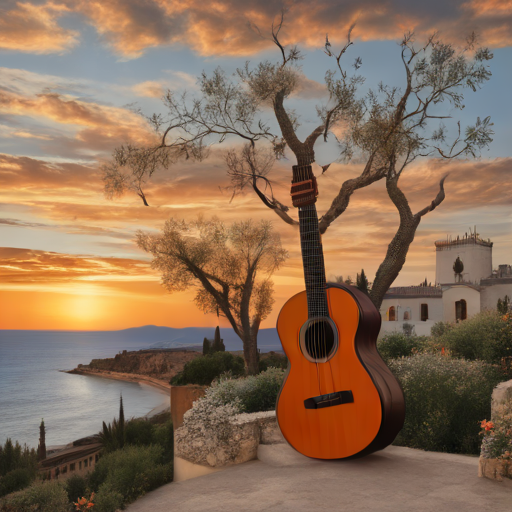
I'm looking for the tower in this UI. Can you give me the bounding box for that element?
[435,229,493,285]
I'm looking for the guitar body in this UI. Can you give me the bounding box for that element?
[276,283,405,459]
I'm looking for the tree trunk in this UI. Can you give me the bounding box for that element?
[242,332,259,375]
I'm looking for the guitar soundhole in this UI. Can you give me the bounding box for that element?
[303,318,336,361]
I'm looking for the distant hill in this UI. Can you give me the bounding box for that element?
[0,326,283,353]
[105,325,282,353]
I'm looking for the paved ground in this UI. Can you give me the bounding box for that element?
[125,444,511,512]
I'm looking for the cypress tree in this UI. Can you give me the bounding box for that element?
[356,269,369,294]
[118,395,125,449]
[203,337,211,355]
[453,257,464,281]
[37,419,46,461]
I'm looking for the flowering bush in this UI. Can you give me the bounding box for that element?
[389,353,503,454]
[74,492,95,511]
[480,401,512,474]
[207,367,286,413]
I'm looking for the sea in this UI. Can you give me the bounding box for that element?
[0,330,170,450]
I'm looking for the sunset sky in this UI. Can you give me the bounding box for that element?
[0,0,511,331]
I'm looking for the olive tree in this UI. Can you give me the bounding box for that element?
[136,217,287,374]
[104,11,494,309]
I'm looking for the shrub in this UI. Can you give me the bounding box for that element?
[65,474,87,504]
[389,353,504,454]
[430,321,453,338]
[0,481,68,512]
[94,483,123,512]
[258,352,288,372]
[153,419,174,462]
[125,418,155,447]
[88,445,172,504]
[438,311,512,373]
[170,351,245,386]
[206,367,286,413]
[377,332,427,362]
[0,468,33,497]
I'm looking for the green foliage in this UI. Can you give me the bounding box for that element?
[202,337,211,355]
[0,439,37,497]
[430,321,453,338]
[438,311,512,373]
[0,481,68,512]
[170,351,245,385]
[153,420,174,462]
[389,354,503,454]
[88,445,172,505]
[94,483,124,512]
[258,352,288,372]
[377,332,427,362]
[64,474,87,504]
[497,295,510,315]
[0,469,33,498]
[125,419,155,447]
[206,367,286,413]
[99,396,126,453]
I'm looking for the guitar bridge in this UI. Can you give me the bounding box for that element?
[304,390,354,410]
[290,177,318,207]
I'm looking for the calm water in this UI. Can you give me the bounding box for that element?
[0,330,169,449]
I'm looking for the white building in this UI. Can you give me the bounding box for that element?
[380,231,512,336]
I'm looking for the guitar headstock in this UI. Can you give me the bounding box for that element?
[291,164,318,207]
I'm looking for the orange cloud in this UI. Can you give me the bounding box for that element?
[69,0,511,61]
[0,247,153,284]
[0,1,79,54]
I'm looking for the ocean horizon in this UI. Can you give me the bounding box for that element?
[0,329,169,449]
[0,325,282,449]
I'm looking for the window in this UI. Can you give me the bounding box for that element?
[403,310,410,320]
[84,458,88,468]
[70,463,75,471]
[455,299,467,321]
[79,461,82,470]
[95,454,99,462]
[421,304,428,321]
[62,465,67,474]
[388,306,396,321]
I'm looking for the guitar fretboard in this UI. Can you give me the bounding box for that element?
[298,204,329,318]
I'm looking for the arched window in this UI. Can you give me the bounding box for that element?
[388,306,395,321]
[403,309,410,320]
[421,304,429,321]
[455,299,467,321]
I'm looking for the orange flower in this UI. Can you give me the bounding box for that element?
[485,421,494,431]
[87,504,94,509]
[481,419,488,428]
[79,497,87,506]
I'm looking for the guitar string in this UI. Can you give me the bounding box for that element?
[297,166,332,396]
[297,166,320,395]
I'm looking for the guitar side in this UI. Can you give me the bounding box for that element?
[275,283,405,459]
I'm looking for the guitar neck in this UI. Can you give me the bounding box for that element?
[291,164,329,318]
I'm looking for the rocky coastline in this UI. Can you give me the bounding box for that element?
[67,348,202,392]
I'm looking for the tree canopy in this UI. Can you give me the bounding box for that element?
[104,11,494,309]
[136,217,287,374]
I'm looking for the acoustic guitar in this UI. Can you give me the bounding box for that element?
[275,164,405,459]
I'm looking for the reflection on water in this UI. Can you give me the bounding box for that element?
[0,331,169,448]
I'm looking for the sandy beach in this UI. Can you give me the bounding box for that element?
[67,368,171,394]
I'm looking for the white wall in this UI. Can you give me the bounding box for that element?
[378,320,436,338]
[380,297,443,323]
[441,285,481,322]
[480,283,512,311]
[435,242,492,285]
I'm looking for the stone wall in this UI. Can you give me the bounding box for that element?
[174,411,285,482]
